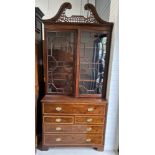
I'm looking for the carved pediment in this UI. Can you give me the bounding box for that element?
[43,2,112,25]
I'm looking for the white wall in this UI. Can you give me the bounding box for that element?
[95,0,119,151]
[35,0,119,151]
[95,0,111,21]
[105,0,119,151]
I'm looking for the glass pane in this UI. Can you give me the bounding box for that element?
[79,31,107,95]
[47,31,75,94]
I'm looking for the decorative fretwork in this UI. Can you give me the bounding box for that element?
[43,2,112,25]
[56,10,99,24]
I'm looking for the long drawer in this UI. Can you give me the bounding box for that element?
[43,124,103,133]
[43,103,105,115]
[43,134,103,145]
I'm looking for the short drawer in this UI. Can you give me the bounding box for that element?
[43,124,103,133]
[43,116,74,124]
[75,116,104,124]
[43,134,103,145]
[43,103,105,115]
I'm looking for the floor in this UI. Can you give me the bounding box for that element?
[36,148,118,155]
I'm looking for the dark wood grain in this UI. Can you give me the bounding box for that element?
[35,7,44,149]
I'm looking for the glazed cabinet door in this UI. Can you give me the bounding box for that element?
[46,31,76,95]
[79,31,109,97]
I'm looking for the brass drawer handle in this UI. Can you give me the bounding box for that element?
[55,118,62,122]
[87,118,93,122]
[56,138,61,142]
[56,107,62,111]
[86,138,91,142]
[88,107,94,112]
[56,127,62,131]
[86,127,92,131]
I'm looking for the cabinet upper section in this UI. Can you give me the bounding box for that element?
[43,2,113,98]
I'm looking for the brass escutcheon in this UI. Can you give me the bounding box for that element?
[56,107,62,111]
[56,118,62,122]
[88,107,94,112]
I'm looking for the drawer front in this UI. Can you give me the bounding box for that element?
[43,103,105,115]
[43,134,103,145]
[43,116,74,124]
[75,116,104,124]
[43,124,103,133]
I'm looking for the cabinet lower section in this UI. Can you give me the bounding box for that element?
[41,95,107,151]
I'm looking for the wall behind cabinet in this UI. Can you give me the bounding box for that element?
[97,0,119,151]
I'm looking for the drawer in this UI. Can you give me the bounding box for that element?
[43,116,74,124]
[43,134,103,145]
[75,116,104,124]
[43,124,103,133]
[43,103,105,115]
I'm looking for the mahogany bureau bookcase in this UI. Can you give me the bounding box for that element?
[41,2,113,151]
